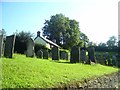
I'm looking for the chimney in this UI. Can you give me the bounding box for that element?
[37,31,40,37]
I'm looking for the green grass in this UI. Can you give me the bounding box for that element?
[1,54,119,88]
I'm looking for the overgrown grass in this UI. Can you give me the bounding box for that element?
[1,54,119,88]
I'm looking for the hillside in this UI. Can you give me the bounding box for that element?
[1,54,119,88]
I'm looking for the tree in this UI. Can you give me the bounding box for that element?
[42,14,80,49]
[14,31,33,54]
[79,32,89,47]
[98,42,107,47]
[107,36,117,47]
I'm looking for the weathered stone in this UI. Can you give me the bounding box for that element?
[65,52,68,60]
[43,49,49,59]
[26,38,34,57]
[52,46,59,60]
[80,50,86,63]
[87,46,95,63]
[49,52,52,58]
[70,46,80,63]
[0,35,3,58]
[107,54,112,66]
[36,50,43,58]
[4,35,16,58]
[103,53,108,65]
[60,51,66,60]
[112,55,117,66]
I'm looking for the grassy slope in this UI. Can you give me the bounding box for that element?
[1,54,119,88]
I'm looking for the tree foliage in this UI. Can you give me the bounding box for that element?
[42,14,80,49]
[95,36,118,52]
[107,36,117,47]
[14,31,33,54]
[79,32,89,47]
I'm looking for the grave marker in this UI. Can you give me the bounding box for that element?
[43,49,49,59]
[52,46,59,60]
[4,35,16,58]
[80,50,86,63]
[70,46,80,63]
[88,46,95,63]
[36,50,43,58]
[26,38,34,57]
[0,35,3,58]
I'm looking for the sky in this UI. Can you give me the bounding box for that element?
[0,0,119,44]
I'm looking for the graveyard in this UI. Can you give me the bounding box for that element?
[0,31,120,88]
[1,54,119,88]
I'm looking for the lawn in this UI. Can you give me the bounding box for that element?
[1,54,119,88]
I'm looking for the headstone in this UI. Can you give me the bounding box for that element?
[103,53,108,65]
[49,52,52,58]
[36,50,43,58]
[0,35,3,58]
[26,38,34,57]
[60,51,66,60]
[43,49,49,59]
[112,54,117,66]
[87,46,96,63]
[70,46,80,63]
[107,54,111,66]
[52,46,59,60]
[4,35,16,58]
[80,50,86,63]
[65,52,68,60]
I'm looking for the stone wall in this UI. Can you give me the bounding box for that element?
[56,71,120,89]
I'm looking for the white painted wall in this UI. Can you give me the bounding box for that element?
[34,37,50,49]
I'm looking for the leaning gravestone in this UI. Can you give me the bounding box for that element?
[80,50,86,63]
[26,38,34,57]
[0,35,3,58]
[43,49,49,59]
[70,46,80,63]
[36,50,43,58]
[4,35,16,58]
[52,46,59,60]
[87,46,96,63]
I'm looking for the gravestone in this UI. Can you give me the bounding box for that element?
[43,49,49,59]
[112,54,117,66]
[60,51,66,60]
[49,52,52,58]
[4,35,16,58]
[26,38,34,57]
[107,54,111,66]
[70,46,80,63]
[65,52,68,60]
[80,50,86,63]
[36,50,43,58]
[52,46,59,60]
[103,53,108,65]
[87,46,96,63]
[0,35,3,58]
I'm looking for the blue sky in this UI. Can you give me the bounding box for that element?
[0,0,119,44]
